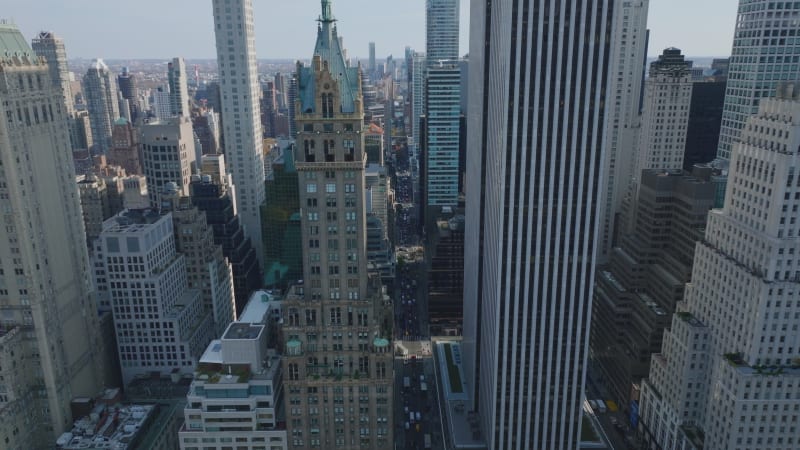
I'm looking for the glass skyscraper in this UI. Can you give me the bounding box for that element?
[716,0,800,160]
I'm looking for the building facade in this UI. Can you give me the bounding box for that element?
[94,211,214,386]
[179,292,287,450]
[163,189,237,338]
[597,0,649,262]
[633,48,693,179]
[425,0,459,64]
[591,168,717,409]
[84,59,120,154]
[717,0,800,160]
[462,1,615,448]
[190,156,262,314]
[169,57,190,119]
[639,83,800,450]
[423,61,461,207]
[280,2,394,449]
[140,117,198,207]
[684,80,727,170]
[0,24,106,449]
[212,0,267,267]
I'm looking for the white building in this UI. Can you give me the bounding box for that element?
[140,117,198,207]
[152,86,172,120]
[717,1,800,160]
[212,0,266,267]
[639,83,800,450]
[94,211,214,385]
[84,58,121,154]
[462,1,615,448]
[179,291,287,450]
[597,0,649,261]
[0,23,106,449]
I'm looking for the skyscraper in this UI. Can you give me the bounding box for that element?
[212,0,266,268]
[716,0,800,160]
[633,48,693,177]
[84,59,121,154]
[31,31,74,116]
[0,23,105,448]
[368,41,376,77]
[168,57,190,119]
[94,211,214,386]
[462,1,615,448]
[639,82,800,450]
[281,2,394,448]
[425,0,460,63]
[596,0,649,262]
[140,117,198,207]
[117,66,138,121]
[411,51,426,157]
[424,61,460,207]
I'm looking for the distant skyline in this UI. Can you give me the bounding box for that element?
[5,0,737,61]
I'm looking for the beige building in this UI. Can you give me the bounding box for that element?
[0,23,106,449]
[280,2,394,449]
[140,116,197,208]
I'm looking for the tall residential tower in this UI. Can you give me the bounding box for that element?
[212,0,266,268]
[84,59,120,154]
[462,1,615,448]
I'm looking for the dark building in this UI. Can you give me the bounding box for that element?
[261,80,277,138]
[684,80,726,170]
[260,146,302,291]
[190,175,261,314]
[425,211,464,336]
[117,67,138,122]
[590,167,719,409]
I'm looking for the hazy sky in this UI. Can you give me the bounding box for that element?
[5,0,738,61]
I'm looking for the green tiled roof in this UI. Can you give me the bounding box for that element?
[0,22,33,58]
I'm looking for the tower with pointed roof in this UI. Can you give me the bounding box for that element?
[280,2,394,449]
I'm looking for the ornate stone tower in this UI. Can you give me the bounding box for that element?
[280,2,394,449]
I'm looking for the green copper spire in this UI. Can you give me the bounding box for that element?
[320,0,335,23]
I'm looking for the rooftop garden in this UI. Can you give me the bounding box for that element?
[581,415,600,442]
[443,343,463,394]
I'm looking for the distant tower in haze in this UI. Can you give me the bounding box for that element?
[716,0,800,160]
[168,57,190,119]
[84,59,120,154]
[368,41,376,78]
[212,0,267,269]
[117,66,138,121]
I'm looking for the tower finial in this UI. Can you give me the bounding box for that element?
[320,0,335,23]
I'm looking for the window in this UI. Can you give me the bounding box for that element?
[326,183,336,193]
[306,183,317,193]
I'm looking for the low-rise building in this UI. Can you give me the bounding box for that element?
[180,291,288,450]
